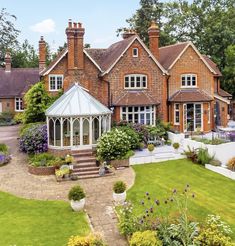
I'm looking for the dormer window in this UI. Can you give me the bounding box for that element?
[49,75,63,91]
[124,74,147,89]
[181,74,197,88]
[132,48,138,57]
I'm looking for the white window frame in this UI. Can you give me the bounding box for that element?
[181,74,197,88]
[124,74,147,89]
[132,48,139,57]
[15,97,24,112]
[174,103,180,125]
[120,106,155,125]
[49,75,64,91]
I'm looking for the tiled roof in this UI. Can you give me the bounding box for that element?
[202,55,222,76]
[159,42,189,70]
[0,68,40,98]
[113,91,160,106]
[218,88,232,97]
[169,89,213,102]
[85,35,137,72]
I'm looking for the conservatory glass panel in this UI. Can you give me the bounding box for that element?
[63,119,70,147]
[55,119,61,147]
[49,119,54,146]
[92,117,99,144]
[83,118,90,145]
[73,119,80,146]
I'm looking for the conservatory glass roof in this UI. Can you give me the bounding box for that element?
[46,83,111,117]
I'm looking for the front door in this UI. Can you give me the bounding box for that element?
[183,103,203,132]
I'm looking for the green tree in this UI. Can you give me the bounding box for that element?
[23,82,50,123]
[222,45,235,98]
[11,39,38,68]
[0,8,20,64]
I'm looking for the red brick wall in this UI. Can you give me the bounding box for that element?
[0,98,15,112]
[104,39,167,122]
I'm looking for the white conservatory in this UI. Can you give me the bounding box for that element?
[46,83,112,150]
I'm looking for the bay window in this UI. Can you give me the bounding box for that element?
[174,103,180,125]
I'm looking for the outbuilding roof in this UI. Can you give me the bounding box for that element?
[46,83,111,117]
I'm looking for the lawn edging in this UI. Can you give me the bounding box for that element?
[205,164,235,180]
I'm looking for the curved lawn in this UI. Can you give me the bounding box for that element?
[0,191,90,246]
[128,159,235,239]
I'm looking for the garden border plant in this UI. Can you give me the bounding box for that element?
[0,143,11,166]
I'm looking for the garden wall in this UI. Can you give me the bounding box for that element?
[167,132,185,144]
[182,138,235,166]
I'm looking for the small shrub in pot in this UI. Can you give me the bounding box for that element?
[173,142,180,150]
[147,144,154,152]
[113,181,127,204]
[68,185,86,211]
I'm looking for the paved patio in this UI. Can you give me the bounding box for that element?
[0,125,135,246]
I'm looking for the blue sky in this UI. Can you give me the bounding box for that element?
[1,1,140,51]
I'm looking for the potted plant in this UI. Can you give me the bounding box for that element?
[173,142,180,153]
[147,144,155,153]
[68,185,86,211]
[55,169,64,182]
[113,181,127,204]
[138,142,145,151]
[165,139,172,146]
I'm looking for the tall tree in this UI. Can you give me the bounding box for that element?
[0,8,20,64]
[11,40,38,68]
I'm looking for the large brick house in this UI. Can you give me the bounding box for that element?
[0,53,39,114]
[40,20,231,140]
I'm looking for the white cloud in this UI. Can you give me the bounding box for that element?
[30,19,55,34]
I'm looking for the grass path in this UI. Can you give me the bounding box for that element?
[0,191,90,246]
[128,159,235,239]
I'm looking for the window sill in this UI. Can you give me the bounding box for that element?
[15,110,24,112]
[181,86,198,89]
[124,88,147,90]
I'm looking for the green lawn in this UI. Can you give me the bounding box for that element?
[0,191,90,246]
[128,159,235,239]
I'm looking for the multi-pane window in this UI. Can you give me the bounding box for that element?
[181,74,197,87]
[174,103,180,124]
[124,74,147,89]
[195,104,202,130]
[15,97,23,111]
[49,75,63,91]
[121,106,155,125]
[132,48,138,57]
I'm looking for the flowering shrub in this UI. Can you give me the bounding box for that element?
[0,143,11,166]
[96,128,131,161]
[130,230,162,246]
[19,124,48,154]
[194,215,233,245]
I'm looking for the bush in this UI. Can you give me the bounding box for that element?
[116,126,140,149]
[194,215,233,246]
[209,159,221,166]
[197,148,214,165]
[96,128,131,161]
[0,143,8,154]
[113,181,126,194]
[68,185,85,201]
[147,144,154,152]
[173,142,180,149]
[183,146,198,163]
[29,153,56,167]
[192,137,227,145]
[0,111,15,126]
[19,124,48,154]
[130,230,162,246]
[67,233,106,246]
[20,122,45,136]
[227,157,235,171]
[14,112,24,124]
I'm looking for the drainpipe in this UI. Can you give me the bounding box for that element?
[166,75,171,122]
[98,74,111,108]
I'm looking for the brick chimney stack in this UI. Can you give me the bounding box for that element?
[75,22,85,70]
[66,19,75,70]
[39,36,46,72]
[5,52,11,72]
[122,29,136,39]
[148,21,160,60]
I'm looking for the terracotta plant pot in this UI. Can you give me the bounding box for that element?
[70,198,85,211]
[113,191,126,204]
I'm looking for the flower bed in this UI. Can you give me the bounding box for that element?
[0,144,11,166]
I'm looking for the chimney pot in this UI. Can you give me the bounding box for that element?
[68,19,72,28]
[73,22,77,28]
[78,22,82,28]
[122,29,136,39]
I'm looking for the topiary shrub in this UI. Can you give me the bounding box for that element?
[130,230,162,246]
[113,181,126,194]
[173,142,180,149]
[68,185,85,201]
[116,126,141,149]
[227,157,235,171]
[147,144,154,152]
[19,124,48,154]
[67,233,106,246]
[96,128,131,161]
[194,215,233,246]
